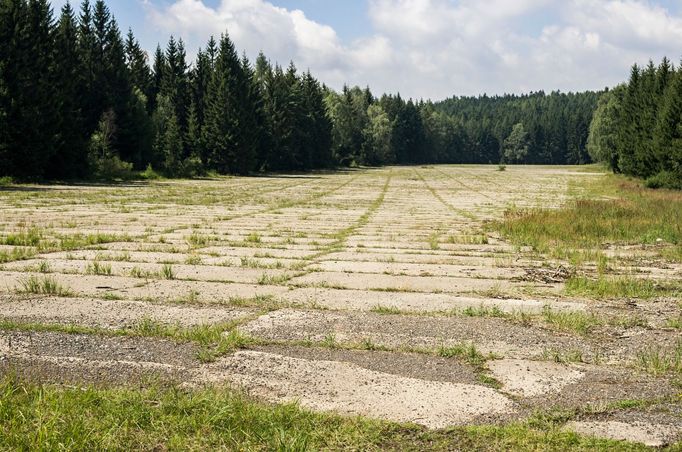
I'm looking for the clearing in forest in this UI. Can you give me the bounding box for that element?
[0,166,680,450]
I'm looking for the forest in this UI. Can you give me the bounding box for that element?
[2,0,598,180]
[588,57,682,189]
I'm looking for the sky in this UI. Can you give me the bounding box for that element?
[49,0,682,100]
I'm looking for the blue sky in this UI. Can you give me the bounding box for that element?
[50,0,682,100]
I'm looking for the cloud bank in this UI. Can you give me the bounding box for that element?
[146,0,682,100]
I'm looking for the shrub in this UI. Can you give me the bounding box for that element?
[645,171,682,190]
[140,164,162,180]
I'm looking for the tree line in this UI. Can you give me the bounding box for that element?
[1,0,599,181]
[588,57,682,189]
[435,92,599,165]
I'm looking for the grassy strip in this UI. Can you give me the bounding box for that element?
[0,247,36,264]
[0,376,653,451]
[414,169,477,220]
[0,318,254,363]
[565,275,680,300]
[372,303,612,337]
[0,315,499,383]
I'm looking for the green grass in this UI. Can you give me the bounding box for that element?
[661,245,682,262]
[637,341,682,376]
[0,317,252,363]
[565,275,678,300]
[57,233,133,251]
[437,342,487,366]
[0,247,36,264]
[370,305,402,315]
[542,348,585,364]
[428,232,440,250]
[541,306,601,335]
[36,261,51,273]
[462,305,506,318]
[86,261,112,276]
[0,376,653,451]
[17,276,72,297]
[494,176,682,259]
[161,264,175,280]
[1,228,43,247]
[257,272,290,285]
[667,316,682,329]
[447,234,489,245]
[245,232,262,244]
[186,232,211,247]
[185,254,202,265]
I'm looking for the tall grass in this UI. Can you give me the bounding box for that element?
[495,179,682,253]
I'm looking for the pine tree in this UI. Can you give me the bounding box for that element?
[252,52,273,169]
[125,29,151,104]
[104,16,139,165]
[301,71,332,168]
[617,64,644,176]
[0,0,24,176]
[50,2,88,178]
[153,95,183,176]
[653,68,682,184]
[161,36,189,137]
[6,0,61,179]
[150,45,165,113]
[202,33,255,175]
[77,0,99,133]
[393,99,425,164]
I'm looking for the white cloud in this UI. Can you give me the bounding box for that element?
[145,0,682,99]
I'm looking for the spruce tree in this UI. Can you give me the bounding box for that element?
[125,29,151,104]
[202,33,255,175]
[150,45,165,113]
[617,64,643,176]
[301,71,332,168]
[653,68,682,183]
[8,0,60,179]
[153,95,183,176]
[50,2,88,178]
[253,52,274,169]
[161,36,189,137]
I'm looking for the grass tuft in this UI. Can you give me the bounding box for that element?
[637,341,682,376]
[541,306,601,335]
[86,261,112,276]
[161,264,175,280]
[18,275,72,297]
